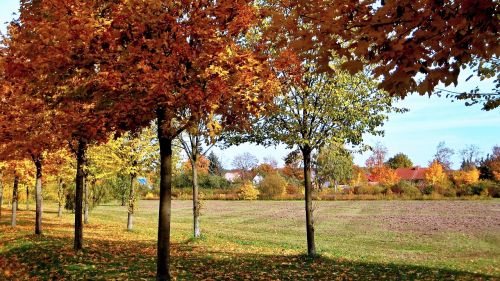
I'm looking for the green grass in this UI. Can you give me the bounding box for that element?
[0,200,499,280]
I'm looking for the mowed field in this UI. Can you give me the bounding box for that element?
[0,200,499,280]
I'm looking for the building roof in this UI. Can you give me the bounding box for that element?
[395,167,428,181]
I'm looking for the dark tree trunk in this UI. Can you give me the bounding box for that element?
[0,171,3,220]
[26,185,29,211]
[11,176,19,227]
[302,147,316,256]
[127,173,136,231]
[74,139,87,251]
[83,177,89,224]
[191,158,200,238]
[34,158,43,235]
[121,193,126,206]
[156,108,172,281]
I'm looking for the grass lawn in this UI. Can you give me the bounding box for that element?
[1,200,499,280]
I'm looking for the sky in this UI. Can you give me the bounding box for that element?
[1,1,499,170]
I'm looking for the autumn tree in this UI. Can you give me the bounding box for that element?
[386,153,413,169]
[236,60,401,256]
[97,1,277,279]
[425,160,448,187]
[0,162,5,219]
[263,0,499,110]
[2,0,130,249]
[451,168,480,186]
[433,142,455,171]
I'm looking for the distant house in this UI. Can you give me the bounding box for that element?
[224,170,242,182]
[366,173,379,185]
[252,174,264,185]
[395,166,428,182]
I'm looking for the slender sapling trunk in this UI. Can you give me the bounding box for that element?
[127,173,136,231]
[74,140,87,251]
[11,176,19,227]
[34,158,43,235]
[191,157,200,238]
[302,147,316,256]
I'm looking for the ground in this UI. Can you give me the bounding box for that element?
[0,200,499,280]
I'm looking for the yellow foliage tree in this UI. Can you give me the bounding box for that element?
[238,181,259,200]
[452,168,480,186]
[424,161,448,186]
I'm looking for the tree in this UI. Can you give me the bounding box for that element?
[451,168,480,186]
[88,126,157,230]
[425,160,448,187]
[178,124,216,238]
[460,144,482,170]
[258,173,287,199]
[386,153,413,169]
[232,153,259,181]
[316,143,354,191]
[207,152,223,176]
[263,0,499,110]
[0,162,5,220]
[479,145,500,181]
[237,59,401,257]
[2,0,126,249]
[97,2,277,279]
[433,142,455,171]
[371,166,400,187]
[365,143,388,168]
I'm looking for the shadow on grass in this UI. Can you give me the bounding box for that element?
[0,234,496,281]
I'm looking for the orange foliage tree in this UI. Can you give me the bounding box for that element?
[182,156,210,176]
[263,0,499,109]
[370,166,400,187]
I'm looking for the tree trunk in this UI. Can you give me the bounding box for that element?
[127,174,136,231]
[74,139,87,251]
[191,158,200,238]
[34,159,43,235]
[302,147,316,256]
[26,185,29,211]
[11,176,19,227]
[58,181,65,218]
[0,171,4,220]
[83,177,89,224]
[157,109,172,281]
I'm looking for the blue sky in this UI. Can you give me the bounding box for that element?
[2,1,498,169]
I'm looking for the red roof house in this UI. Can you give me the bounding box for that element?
[395,167,428,181]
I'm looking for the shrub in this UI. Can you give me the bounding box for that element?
[392,181,414,194]
[421,185,434,195]
[238,182,259,200]
[400,184,421,197]
[286,183,300,195]
[356,184,384,195]
[455,185,473,197]
[258,173,287,199]
[470,180,500,197]
[144,192,157,200]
